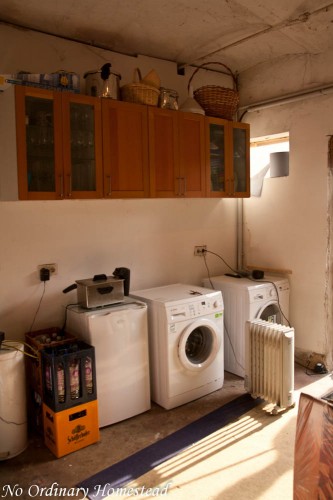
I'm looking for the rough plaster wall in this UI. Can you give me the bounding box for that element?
[240,46,333,369]
[242,93,333,369]
[0,24,232,105]
[239,49,333,106]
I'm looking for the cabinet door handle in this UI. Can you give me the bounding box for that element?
[176,177,181,196]
[230,177,234,196]
[59,175,64,199]
[67,174,72,197]
[177,177,186,196]
[106,175,112,197]
[226,178,233,196]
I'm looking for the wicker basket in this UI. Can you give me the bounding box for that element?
[121,68,160,106]
[188,62,239,120]
[141,69,161,89]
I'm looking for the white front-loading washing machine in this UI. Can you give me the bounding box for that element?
[202,275,290,378]
[130,284,224,410]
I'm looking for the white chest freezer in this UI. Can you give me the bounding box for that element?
[66,299,151,427]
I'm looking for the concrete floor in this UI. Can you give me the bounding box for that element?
[1,364,332,500]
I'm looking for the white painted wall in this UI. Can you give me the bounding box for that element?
[241,84,333,367]
[0,198,236,337]
[0,25,237,339]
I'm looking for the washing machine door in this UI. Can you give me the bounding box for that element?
[178,318,221,371]
[257,301,282,323]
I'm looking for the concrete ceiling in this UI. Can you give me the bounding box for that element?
[1,0,333,75]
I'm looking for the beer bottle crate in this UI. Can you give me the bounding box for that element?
[43,400,99,458]
[25,327,77,433]
[41,340,97,412]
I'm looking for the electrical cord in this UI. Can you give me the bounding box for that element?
[62,302,80,332]
[1,340,38,359]
[203,249,244,372]
[204,249,239,275]
[223,321,245,372]
[202,247,292,372]
[29,281,47,333]
[244,276,291,326]
[0,340,33,427]
[203,247,291,326]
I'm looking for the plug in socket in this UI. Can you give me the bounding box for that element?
[40,267,50,281]
[194,245,207,256]
[37,263,58,277]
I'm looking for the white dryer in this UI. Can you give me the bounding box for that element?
[202,275,290,378]
[130,284,224,410]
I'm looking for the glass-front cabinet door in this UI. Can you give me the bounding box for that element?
[61,93,103,199]
[15,86,62,200]
[206,118,228,196]
[231,122,250,197]
[206,117,250,197]
[15,86,102,200]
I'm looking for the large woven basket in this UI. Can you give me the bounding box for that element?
[121,68,160,106]
[188,62,239,120]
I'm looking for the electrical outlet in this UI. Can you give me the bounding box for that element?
[37,263,58,276]
[194,245,207,256]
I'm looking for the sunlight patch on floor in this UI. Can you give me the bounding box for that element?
[122,407,296,500]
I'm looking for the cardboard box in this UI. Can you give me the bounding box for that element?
[43,400,99,458]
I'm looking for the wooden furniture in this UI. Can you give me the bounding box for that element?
[8,86,250,200]
[102,99,150,198]
[149,107,206,198]
[294,392,333,499]
[206,117,250,197]
[15,86,103,200]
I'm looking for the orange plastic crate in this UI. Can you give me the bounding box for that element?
[43,400,99,458]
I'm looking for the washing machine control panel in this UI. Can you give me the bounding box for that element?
[166,295,223,322]
[249,286,277,302]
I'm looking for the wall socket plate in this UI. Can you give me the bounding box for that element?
[37,263,58,276]
[194,245,207,256]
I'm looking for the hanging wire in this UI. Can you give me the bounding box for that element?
[202,247,290,325]
[29,281,47,333]
[0,340,38,359]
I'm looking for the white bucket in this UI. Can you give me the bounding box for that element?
[0,342,28,460]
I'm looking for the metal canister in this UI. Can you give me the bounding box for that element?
[84,64,121,99]
[159,88,179,110]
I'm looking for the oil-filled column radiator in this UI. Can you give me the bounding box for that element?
[245,319,295,412]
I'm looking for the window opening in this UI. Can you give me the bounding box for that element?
[250,132,289,196]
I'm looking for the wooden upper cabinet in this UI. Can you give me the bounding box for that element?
[12,86,249,200]
[15,86,62,200]
[15,86,103,200]
[149,108,206,197]
[148,107,179,197]
[61,92,103,199]
[178,112,206,197]
[205,117,250,198]
[102,99,150,198]
[230,121,250,197]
